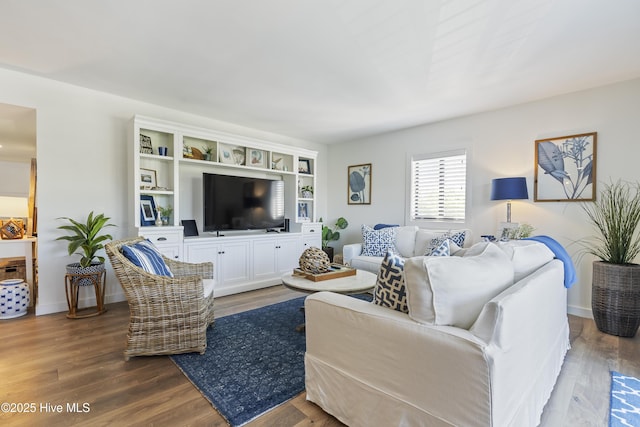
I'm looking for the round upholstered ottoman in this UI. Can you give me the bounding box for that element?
[0,279,30,319]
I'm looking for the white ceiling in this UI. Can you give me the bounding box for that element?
[0,0,640,151]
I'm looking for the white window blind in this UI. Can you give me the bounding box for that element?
[410,150,467,221]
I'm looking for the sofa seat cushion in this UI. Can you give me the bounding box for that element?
[404,242,514,329]
[121,239,173,277]
[373,251,408,313]
[361,225,397,256]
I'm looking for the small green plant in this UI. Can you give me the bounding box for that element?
[202,145,213,155]
[320,217,348,248]
[157,205,173,218]
[503,223,535,240]
[56,212,116,267]
[301,185,313,194]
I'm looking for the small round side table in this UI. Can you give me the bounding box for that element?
[64,270,107,319]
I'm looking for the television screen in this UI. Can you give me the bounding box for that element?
[203,173,285,232]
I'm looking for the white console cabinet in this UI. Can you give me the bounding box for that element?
[302,222,322,249]
[184,233,303,297]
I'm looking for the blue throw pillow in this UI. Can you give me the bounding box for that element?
[361,225,397,257]
[121,240,173,277]
[373,251,407,313]
[373,223,399,230]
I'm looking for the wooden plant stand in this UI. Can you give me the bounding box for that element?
[64,270,107,319]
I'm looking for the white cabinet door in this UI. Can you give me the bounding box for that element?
[219,240,251,286]
[253,238,278,280]
[276,236,302,274]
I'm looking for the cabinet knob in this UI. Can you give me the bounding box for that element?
[157,237,167,241]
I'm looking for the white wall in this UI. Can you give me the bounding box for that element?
[0,160,30,196]
[327,78,640,318]
[0,67,328,315]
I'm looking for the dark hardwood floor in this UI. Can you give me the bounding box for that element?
[0,285,638,426]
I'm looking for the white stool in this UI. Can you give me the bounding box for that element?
[0,279,30,319]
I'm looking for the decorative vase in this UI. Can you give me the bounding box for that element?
[161,216,170,226]
[592,261,640,337]
[155,216,163,226]
[302,190,312,198]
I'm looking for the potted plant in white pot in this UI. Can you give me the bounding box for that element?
[581,180,640,337]
[56,211,116,280]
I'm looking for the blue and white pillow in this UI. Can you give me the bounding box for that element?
[121,239,173,277]
[373,251,408,313]
[428,239,450,257]
[361,224,397,257]
[425,230,466,255]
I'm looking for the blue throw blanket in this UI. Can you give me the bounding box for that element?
[525,235,576,288]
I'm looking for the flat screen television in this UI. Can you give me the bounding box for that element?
[203,173,285,232]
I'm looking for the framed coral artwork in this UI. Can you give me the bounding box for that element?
[534,132,597,202]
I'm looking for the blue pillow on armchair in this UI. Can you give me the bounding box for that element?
[121,239,173,277]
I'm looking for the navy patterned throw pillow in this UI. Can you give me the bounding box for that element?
[361,225,397,257]
[373,251,408,313]
[425,230,466,255]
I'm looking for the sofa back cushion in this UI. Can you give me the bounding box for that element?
[404,242,513,329]
[496,240,555,282]
[394,226,419,258]
[373,251,408,313]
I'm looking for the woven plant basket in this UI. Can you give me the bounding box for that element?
[592,261,640,337]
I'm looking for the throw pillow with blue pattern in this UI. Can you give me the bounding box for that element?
[373,251,408,313]
[425,230,466,255]
[121,239,173,277]
[429,239,451,256]
[361,224,397,256]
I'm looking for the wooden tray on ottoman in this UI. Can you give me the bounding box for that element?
[293,264,357,282]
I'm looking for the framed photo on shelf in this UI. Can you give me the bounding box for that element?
[298,159,311,174]
[534,132,597,202]
[0,219,24,239]
[297,202,310,222]
[219,143,245,165]
[348,163,372,205]
[139,168,157,189]
[247,148,266,168]
[139,134,153,154]
[140,195,157,226]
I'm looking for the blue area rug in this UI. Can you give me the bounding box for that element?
[171,296,308,426]
[610,371,640,427]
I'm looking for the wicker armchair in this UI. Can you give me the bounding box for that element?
[106,237,215,360]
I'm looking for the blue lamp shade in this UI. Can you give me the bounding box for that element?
[490,177,529,201]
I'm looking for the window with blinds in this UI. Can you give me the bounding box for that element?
[409,150,467,222]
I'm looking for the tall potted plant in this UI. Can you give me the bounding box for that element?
[321,217,348,262]
[581,180,640,337]
[56,211,116,278]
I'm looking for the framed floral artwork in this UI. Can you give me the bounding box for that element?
[534,132,597,202]
[348,163,371,205]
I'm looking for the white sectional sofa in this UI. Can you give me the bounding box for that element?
[305,240,570,427]
[343,225,473,273]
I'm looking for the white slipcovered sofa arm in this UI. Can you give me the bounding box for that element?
[342,243,362,265]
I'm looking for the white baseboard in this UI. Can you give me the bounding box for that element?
[35,291,126,316]
[568,304,593,319]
